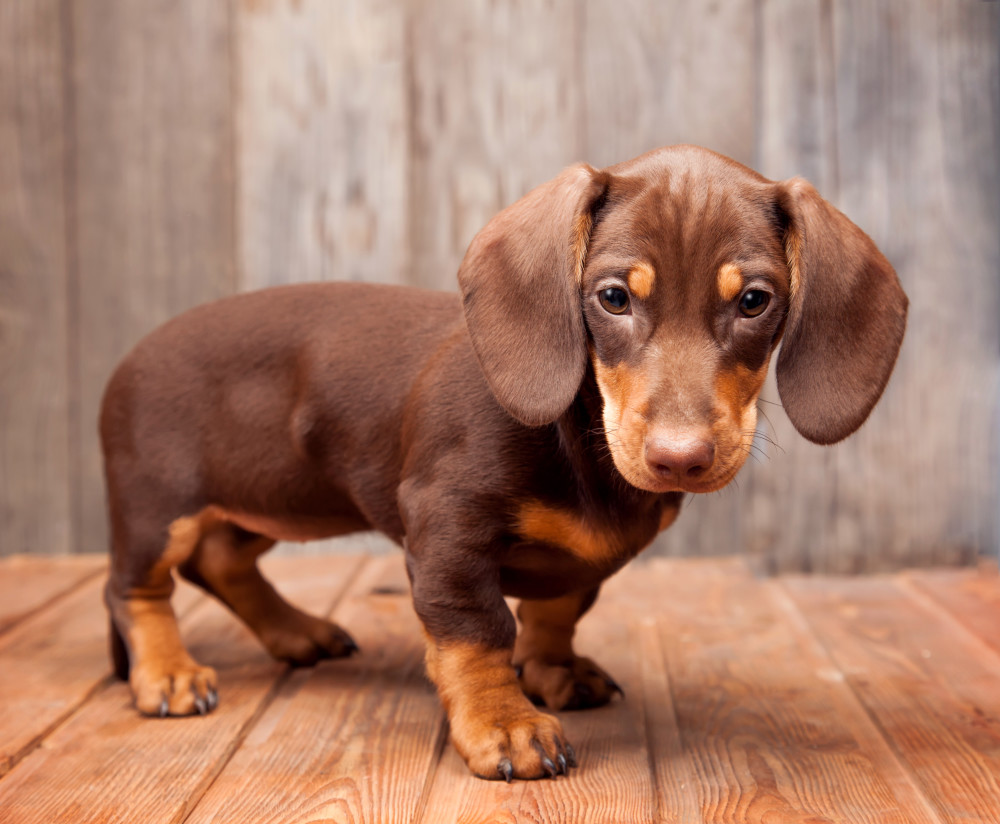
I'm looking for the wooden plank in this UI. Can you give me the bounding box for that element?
[0,554,105,635]
[70,0,236,557]
[751,0,1000,571]
[756,0,836,188]
[905,564,1000,657]
[580,0,758,562]
[417,573,657,824]
[0,554,364,823]
[186,554,442,824]
[0,0,72,558]
[746,0,844,575]
[407,0,582,291]
[785,574,1000,823]
[581,0,756,170]
[0,569,204,777]
[647,558,942,823]
[237,0,409,290]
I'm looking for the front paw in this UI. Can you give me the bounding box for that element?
[131,656,219,717]
[451,701,576,781]
[516,654,624,710]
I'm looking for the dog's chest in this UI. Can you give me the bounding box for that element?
[505,495,679,594]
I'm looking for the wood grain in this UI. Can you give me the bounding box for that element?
[648,558,942,824]
[0,570,205,778]
[0,0,72,558]
[0,554,363,823]
[786,574,1000,823]
[749,0,1000,571]
[69,0,236,558]
[0,554,104,635]
[2,0,999,570]
[905,564,1000,657]
[237,0,410,290]
[581,0,757,169]
[3,556,1000,820]
[407,0,583,291]
[186,555,441,824]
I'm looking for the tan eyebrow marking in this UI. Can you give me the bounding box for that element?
[717,262,744,302]
[627,262,656,300]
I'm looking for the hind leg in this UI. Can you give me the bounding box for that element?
[178,521,358,665]
[106,513,219,717]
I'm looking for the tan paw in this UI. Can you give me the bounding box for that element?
[259,616,358,666]
[131,655,218,717]
[516,654,623,710]
[451,701,576,781]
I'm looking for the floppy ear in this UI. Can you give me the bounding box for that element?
[775,178,908,445]
[458,164,609,426]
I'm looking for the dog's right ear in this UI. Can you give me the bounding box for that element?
[458,164,610,426]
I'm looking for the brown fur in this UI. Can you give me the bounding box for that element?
[101,145,907,780]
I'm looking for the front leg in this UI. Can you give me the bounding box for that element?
[409,555,575,780]
[513,589,623,711]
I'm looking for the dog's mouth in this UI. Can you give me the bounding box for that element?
[614,463,739,495]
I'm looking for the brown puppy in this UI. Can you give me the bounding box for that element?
[101,145,907,780]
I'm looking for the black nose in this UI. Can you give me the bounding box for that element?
[644,433,715,480]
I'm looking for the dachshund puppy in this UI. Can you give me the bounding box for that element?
[101,145,907,780]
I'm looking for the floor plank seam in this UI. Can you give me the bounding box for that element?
[896,574,1000,672]
[0,565,106,640]
[178,664,297,824]
[653,615,697,824]
[0,672,117,782]
[772,579,948,824]
[318,553,371,621]
[409,713,450,824]
[639,621,671,824]
[179,557,369,823]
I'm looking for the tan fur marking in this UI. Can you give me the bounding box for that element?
[717,262,744,302]
[659,501,680,532]
[517,502,620,565]
[572,211,594,285]
[785,230,802,303]
[121,596,217,715]
[627,261,656,300]
[424,637,569,778]
[592,357,645,427]
[716,363,767,423]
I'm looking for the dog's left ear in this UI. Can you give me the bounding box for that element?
[774,178,908,445]
[458,164,610,426]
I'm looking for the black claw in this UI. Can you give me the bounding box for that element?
[194,695,208,715]
[498,758,514,783]
[342,637,360,656]
[207,689,219,711]
[607,677,625,699]
[158,697,169,718]
[557,753,568,774]
[513,664,523,679]
[541,756,558,778]
[566,743,578,768]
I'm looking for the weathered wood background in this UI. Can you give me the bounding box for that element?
[1,0,997,571]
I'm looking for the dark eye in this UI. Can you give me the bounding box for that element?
[738,290,770,318]
[599,287,630,315]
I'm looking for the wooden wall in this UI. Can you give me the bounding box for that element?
[1,0,996,571]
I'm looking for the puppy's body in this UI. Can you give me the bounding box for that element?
[102,146,907,781]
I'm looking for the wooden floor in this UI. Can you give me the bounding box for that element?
[1,553,999,823]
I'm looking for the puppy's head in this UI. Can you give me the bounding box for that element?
[458,146,907,494]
